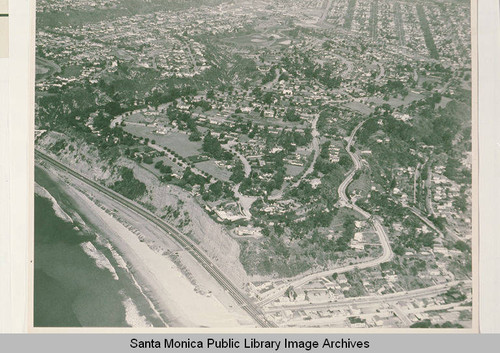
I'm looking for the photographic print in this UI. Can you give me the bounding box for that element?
[0,0,8,58]
[33,0,474,329]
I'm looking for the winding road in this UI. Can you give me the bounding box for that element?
[257,119,393,307]
[291,114,320,188]
[222,141,255,219]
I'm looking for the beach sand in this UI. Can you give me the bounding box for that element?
[38,164,253,327]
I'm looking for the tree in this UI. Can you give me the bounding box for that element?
[284,286,297,300]
[206,90,215,100]
[208,181,223,199]
[230,162,245,184]
[202,132,223,158]
[410,319,432,328]
[111,167,147,200]
[160,165,172,175]
[93,111,112,131]
[454,240,471,253]
[189,129,202,141]
[283,108,300,122]
[104,101,122,116]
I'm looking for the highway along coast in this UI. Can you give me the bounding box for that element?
[35,150,275,328]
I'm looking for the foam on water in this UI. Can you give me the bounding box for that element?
[122,295,152,328]
[80,241,119,280]
[35,183,73,223]
[104,241,128,269]
[101,241,168,326]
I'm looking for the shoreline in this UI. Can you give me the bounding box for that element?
[35,164,247,328]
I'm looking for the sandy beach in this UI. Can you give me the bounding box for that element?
[37,164,252,327]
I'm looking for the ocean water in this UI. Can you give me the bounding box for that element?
[34,167,165,327]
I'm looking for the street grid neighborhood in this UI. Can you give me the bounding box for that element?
[34,0,472,329]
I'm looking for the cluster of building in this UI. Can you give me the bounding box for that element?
[259,273,472,328]
[319,0,470,66]
[36,16,210,89]
[430,164,472,239]
[36,0,119,13]
[35,0,472,328]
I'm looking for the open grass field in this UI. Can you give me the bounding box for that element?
[60,64,84,79]
[36,57,61,80]
[286,164,304,177]
[124,112,160,125]
[343,101,374,115]
[369,0,379,40]
[366,90,424,108]
[343,0,357,30]
[416,4,439,59]
[153,156,185,174]
[123,125,202,158]
[195,160,232,182]
[222,33,273,49]
[222,24,292,51]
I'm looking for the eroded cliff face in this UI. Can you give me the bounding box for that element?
[37,131,249,287]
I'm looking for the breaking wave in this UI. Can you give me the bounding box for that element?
[80,241,119,280]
